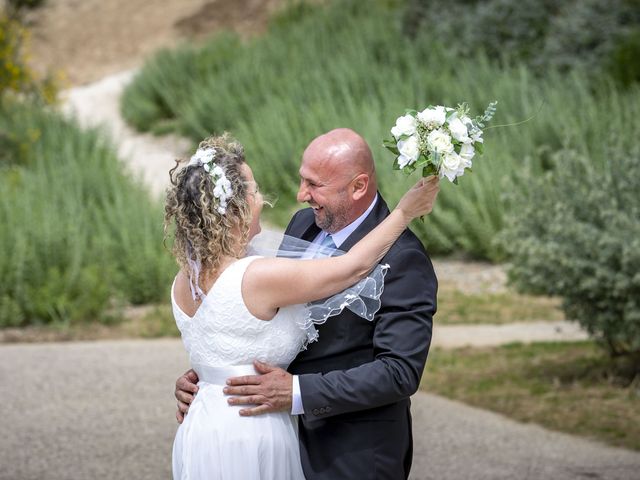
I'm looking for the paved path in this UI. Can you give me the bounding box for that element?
[3,340,639,480]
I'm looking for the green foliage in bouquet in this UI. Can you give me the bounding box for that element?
[0,99,175,327]
[500,142,640,363]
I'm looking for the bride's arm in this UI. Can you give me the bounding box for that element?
[243,177,439,320]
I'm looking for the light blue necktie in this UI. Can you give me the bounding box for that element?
[319,234,336,250]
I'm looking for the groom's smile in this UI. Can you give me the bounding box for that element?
[298,174,349,233]
[297,128,378,234]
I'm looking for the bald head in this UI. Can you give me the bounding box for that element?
[297,128,378,232]
[304,128,376,181]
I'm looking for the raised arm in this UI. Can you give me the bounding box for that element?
[297,240,436,420]
[242,176,439,320]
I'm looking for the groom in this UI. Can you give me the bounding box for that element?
[175,128,437,479]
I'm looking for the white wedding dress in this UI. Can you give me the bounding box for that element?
[171,256,308,480]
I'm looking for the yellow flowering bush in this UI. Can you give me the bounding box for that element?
[0,11,57,102]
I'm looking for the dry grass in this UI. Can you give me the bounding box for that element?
[0,305,178,343]
[436,282,565,324]
[0,286,565,341]
[422,342,640,450]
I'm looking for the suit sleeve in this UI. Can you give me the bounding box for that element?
[297,243,437,419]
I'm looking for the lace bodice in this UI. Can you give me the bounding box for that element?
[171,256,307,368]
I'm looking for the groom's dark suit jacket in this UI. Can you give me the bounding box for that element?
[286,194,437,480]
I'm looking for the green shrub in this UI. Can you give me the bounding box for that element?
[540,0,636,75]
[0,98,175,327]
[405,0,561,61]
[500,136,640,361]
[121,0,640,260]
[6,0,45,10]
[607,30,640,87]
[403,0,640,84]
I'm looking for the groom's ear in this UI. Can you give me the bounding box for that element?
[350,174,369,201]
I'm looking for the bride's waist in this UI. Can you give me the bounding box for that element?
[193,363,289,385]
[193,364,258,385]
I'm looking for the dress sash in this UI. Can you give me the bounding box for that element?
[192,364,258,385]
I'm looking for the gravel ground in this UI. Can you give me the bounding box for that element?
[431,320,588,349]
[433,259,508,295]
[3,340,639,480]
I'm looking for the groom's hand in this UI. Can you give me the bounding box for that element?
[224,360,292,416]
[175,369,199,424]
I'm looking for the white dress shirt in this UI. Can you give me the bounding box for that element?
[291,195,379,415]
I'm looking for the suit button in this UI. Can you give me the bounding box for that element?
[325,406,332,413]
[312,408,320,416]
[319,407,326,414]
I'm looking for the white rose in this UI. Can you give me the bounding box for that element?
[439,151,465,182]
[459,143,475,165]
[391,114,417,138]
[417,106,446,128]
[448,117,471,143]
[397,135,421,168]
[426,129,454,154]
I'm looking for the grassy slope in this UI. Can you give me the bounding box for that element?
[0,99,176,326]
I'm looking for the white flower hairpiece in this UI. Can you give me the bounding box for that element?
[188,147,233,215]
[188,147,216,167]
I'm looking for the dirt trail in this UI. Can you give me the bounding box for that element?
[25,0,287,85]
[61,69,189,199]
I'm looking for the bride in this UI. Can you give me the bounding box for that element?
[165,134,439,480]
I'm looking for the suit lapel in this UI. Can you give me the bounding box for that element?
[300,220,321,243]
[338,194,390,252]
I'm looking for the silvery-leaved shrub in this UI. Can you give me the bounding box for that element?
[403,0,640,86]
[500,143,640,364]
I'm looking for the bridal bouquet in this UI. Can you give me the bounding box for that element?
[384,102,497,183]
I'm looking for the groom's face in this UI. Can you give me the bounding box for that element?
[297,155,354,234]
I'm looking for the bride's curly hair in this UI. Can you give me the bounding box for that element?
[164,133,252,280]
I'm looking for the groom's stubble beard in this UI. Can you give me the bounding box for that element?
[313,189,351,233]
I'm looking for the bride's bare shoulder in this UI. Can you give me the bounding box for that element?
[241,257,291,320]
[173,269,199,317]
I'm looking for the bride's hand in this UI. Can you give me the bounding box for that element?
[395,176,440,221]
